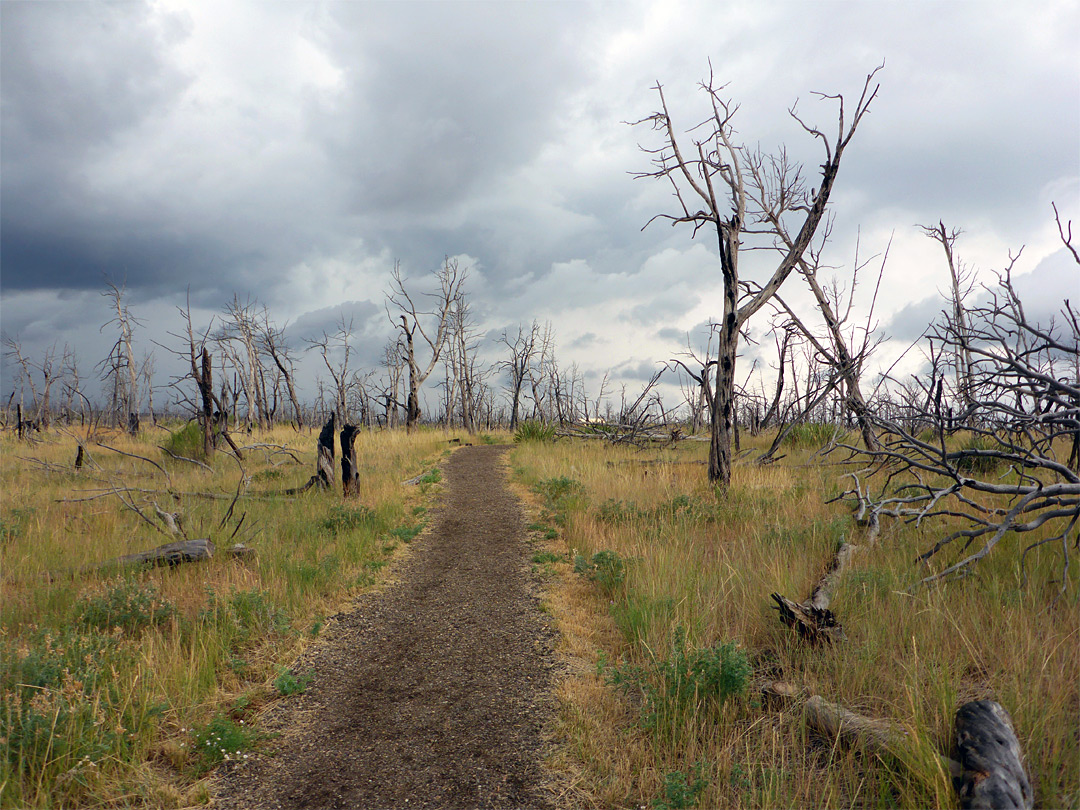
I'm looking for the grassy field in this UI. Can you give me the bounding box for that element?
[0,422,451,808]
[512,432,1078,809]
[2,423,1076,808]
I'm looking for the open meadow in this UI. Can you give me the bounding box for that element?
[1,422,1077,808]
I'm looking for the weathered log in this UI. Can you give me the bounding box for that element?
[805,694,909,755]
[316,414,335,487]
[772,538,858,643]
[341,424,360,497]
[809,541,859,611]
[954,700,1032,810]
[107,538,215,568]
[805,694,964,779]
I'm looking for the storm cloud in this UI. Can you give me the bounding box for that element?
[2,0,1076,408]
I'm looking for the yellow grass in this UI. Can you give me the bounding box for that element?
[0,422,452,808]
[512,433,1079,809]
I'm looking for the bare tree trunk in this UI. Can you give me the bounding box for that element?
[341,424,360,497]
[316,414,335,488]
[200,348,214,457]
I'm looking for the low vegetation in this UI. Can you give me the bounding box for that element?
[0,423,448,808]
[514,432,1078,809]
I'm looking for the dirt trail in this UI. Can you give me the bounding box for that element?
[214,444,557,809]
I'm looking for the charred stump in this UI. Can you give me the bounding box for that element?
[316,414,336,488]
[74,445,84,471]
[954,700,1032,809]
[341,424,360,497]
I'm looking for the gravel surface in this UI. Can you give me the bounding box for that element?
[213,444,557,809]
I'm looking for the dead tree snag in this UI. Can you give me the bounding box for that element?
[341,424,360,497]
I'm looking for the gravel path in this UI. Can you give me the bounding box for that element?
[213,444,557,809]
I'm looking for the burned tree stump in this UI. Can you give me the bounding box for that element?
[955,700,1032,809]
[341,424,360,497]
[771,592,846,643]
[316,414,335,488]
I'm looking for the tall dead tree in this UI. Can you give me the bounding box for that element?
[259,309,302,430]
[386,258,465,432]
[499,322,539,430]
[633,65,881,486]
[921,222,978,419]
[219,296,268,431]
[308,316,358,427]
[100,282,142,433]
[771,232,888,449]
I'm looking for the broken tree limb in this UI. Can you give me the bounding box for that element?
[955,700,1032,810]
[804,694,964,779]
[772,537,859,643]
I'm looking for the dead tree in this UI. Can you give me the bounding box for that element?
[386,258,465,431]
[100,282,142,433]
[341,423,360,497]
[259,309,302,430]
[499,322,539,430]
[316,414,335,488]
[921,222,978,418]
[633,65,881,487]
[838,221,1080,591]
[771,229,888,450]
[219,296,269,431]
[307,316,358,427]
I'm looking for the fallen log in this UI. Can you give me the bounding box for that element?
[954,700,1032,809]
[772,538,858,643]
[106,538,215,568]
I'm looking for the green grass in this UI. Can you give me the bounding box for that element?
[0,424,447,808]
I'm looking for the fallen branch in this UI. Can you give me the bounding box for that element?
[771,537,859,643]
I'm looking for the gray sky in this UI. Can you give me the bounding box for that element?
[2,0,1077,413]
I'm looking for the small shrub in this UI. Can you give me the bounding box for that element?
[321,505,378,534]
[189,713,257,774]
[573,550,626,595]
[417,468,442,485]
[0,508,34,544]
[76,579,175,634]
[653,763,709,809]
[273,667,313,696]
[531,551,564,565]
[533,476,584,509]
[605,627,750,734]
[163,421,206,461]
[200,589,290,651]
[514,420,556,443]
[953,435,1004,474]
[389,523,424,543]
[596,499,645,524]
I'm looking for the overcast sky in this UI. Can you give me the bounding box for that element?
[2,0,1077,415]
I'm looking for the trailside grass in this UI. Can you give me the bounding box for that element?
[0,423,451,808]
[513,432,1079,809]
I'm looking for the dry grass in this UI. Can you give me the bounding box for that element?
[0,422,453,808]
[512,433,1079,809]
